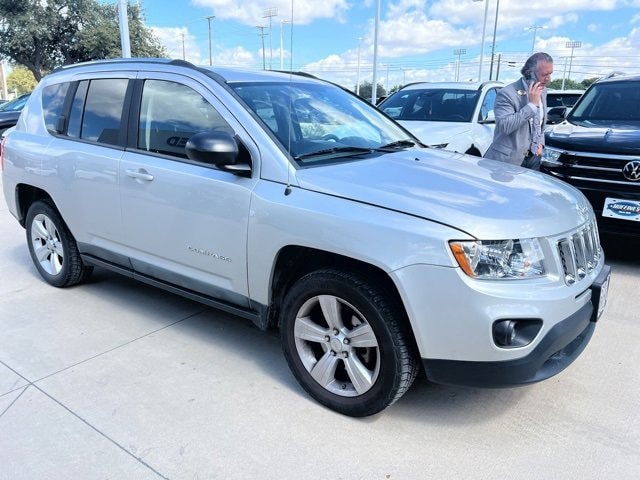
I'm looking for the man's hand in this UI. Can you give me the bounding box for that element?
[528,81,544,106]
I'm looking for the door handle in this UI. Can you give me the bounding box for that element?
[125,169,154,181]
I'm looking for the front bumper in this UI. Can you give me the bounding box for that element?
[422,264,611,387]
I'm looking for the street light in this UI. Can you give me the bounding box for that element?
[371,0,381,104]
[205,15,215,66]
[525,24,547,54]
[489,0,500,81]
[454,48,466,81]
[565,41,582,88]
[472,0,489,82]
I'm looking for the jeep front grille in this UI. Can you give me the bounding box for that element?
[557,221,602,285]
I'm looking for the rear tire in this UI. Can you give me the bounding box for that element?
[25,200,93,287]
[280,269,419,417]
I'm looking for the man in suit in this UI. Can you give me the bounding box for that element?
[484,52,554,170]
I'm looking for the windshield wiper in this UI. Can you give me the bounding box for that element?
[294,146,374,161]
[378,140,417,150]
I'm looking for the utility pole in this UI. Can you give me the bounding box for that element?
[526,24,547,54]
[206,15,215,66]
[454,48,466,81]
[256,26,267,70]
[181,33,185,60]
[565,41,582,86]
[263,8,278,70]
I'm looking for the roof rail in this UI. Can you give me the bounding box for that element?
[599,71,626,81]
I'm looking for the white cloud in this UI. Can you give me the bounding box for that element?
[191,0,350,25]
[151,26,204,64]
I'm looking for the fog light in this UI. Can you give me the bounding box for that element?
[493,320,517,347]
[492,319,543,348]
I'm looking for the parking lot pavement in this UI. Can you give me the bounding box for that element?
[1,185,639,480]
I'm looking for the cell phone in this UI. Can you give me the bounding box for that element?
[527,69,537,85]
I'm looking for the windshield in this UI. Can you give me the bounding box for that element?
[568,82,640,128]
[230,81,415,164]
[378,88,479,123]
[0,94,29,112]
[547,93,583,108]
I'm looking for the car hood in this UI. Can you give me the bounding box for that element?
[0,110,21,121]
[546,121,640,155]
[397,121,471,146]
[295,148,592,239]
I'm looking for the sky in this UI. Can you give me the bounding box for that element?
[129,0,640,90]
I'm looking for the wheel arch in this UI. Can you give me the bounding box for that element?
[267,246,418,344]
[14,184,54,228]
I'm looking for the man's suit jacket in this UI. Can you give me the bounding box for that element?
[484,79,547,166]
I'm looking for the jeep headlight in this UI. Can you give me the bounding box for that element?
[449,239,545,279]
[541,148,562,166]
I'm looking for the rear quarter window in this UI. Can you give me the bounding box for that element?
[42,83,71,134]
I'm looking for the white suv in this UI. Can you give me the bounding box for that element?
[378,81,502,156]
[1,59,610,416]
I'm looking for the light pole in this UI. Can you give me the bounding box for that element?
[454,48,466,81]
[180,32,185,60]
[488,0,500,81]
[371,0,380,104]
[565,41,581,86]
[205,15,215,66]
[525,24,547,54]
[473,0,489,82]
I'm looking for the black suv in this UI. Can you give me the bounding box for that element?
[542,74,640,238]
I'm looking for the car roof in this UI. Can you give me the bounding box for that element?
[47,58,322,85]
[398,81,502,92]
[595,73,640,84]
[547,89,585,94]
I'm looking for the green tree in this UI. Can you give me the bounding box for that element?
[6,65,37,95]
[354,81,386,102]
[581,77,599,89]
[547,78,584,90]
[0,0,166,81]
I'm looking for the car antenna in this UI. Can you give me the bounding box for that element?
[284,0,295,196]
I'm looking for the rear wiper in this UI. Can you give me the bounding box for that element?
[378,140,417,150]
[295,146,373,161]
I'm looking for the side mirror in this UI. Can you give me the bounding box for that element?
[185,131,251,176]
[479,110,495,124]
[546,106,568,125]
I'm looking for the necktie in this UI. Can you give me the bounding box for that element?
[530,105,542,155]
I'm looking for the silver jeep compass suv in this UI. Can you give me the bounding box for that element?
[1,59,610,416]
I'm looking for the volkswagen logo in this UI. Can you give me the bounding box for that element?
[622,161,640,181]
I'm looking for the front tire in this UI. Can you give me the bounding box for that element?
[280,269,419,417]
[25,200,93,287]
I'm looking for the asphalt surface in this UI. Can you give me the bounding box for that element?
[1,175,639,480]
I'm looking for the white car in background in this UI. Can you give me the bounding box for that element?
[377,81,503,156]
